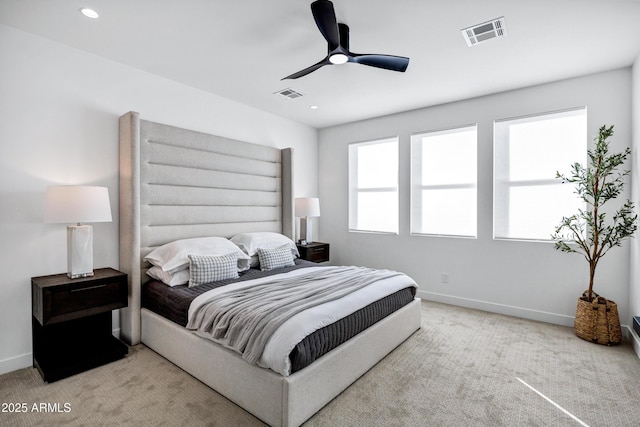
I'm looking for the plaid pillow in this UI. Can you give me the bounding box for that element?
[257,244,295,271]
[188,253,239,288]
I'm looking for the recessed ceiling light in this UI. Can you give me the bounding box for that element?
[310,105,319,110]
[80,8,99,19]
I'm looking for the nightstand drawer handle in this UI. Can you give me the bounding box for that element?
[70,284,107,292]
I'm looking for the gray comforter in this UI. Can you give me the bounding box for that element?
[186,266,402,364]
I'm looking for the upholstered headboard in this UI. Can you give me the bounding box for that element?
[118,111,294,344]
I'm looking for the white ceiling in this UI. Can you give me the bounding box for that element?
[2,0,640,129]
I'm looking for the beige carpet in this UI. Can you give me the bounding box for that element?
[2,300,640,426]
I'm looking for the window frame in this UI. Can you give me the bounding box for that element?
[493,107,587,242]
[410,124,478,238]
[348,136,399,234]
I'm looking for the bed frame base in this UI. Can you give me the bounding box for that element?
[141,298,421,427]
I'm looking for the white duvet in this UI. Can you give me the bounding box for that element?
[188,266,417,376]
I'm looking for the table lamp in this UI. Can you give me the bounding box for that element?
[295,197,321,244]
[44,186,112,278]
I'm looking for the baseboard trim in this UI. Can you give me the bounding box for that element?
[0,352,32,376]
[418,290,576,328]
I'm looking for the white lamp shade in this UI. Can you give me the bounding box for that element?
[45,186,112,224]
[295,197,321,218]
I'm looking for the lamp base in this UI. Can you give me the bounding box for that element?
[300,217,314,243]
[67,225,94,279]
[68,272,95,279]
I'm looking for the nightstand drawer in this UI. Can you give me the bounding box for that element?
[48,280,126,324]
[32,268,127,326]
[305,247,327,262]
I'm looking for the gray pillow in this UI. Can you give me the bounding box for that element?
[188,253,239,287]
[257,244,295,271]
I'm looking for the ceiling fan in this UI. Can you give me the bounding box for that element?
[282,0,410,80]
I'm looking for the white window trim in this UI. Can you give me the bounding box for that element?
[348,137,399,234]
[493,106,587,242]
[410,124,478,238]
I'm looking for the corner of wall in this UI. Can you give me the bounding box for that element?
[631,52,640,359]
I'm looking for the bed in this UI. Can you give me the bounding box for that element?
[118,111,422,427]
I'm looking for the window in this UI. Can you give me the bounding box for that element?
[494,108,587,240]
[348,137,398,233]
[410,125,477,237]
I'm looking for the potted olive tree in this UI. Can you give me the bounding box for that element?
[552,125,637,345]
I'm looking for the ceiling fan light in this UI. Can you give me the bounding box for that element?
[80,8,99,19]
[329,53,348,65]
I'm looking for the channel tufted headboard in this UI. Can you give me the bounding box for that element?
[118,111,294,344]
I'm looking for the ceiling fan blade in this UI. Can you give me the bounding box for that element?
[338,23,350,51]
[351,54,410,72]
[311,0,340,49]
[282,57,331,80]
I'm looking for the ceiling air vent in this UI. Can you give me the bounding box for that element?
[461,17,507,47]
[274,88,303,99]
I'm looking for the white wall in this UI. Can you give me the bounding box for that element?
[319,69,633,329]
[0,25,318,375]
[631,54,640,355]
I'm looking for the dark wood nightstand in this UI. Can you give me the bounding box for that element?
[297,242,330,263]
[31,267,128,382]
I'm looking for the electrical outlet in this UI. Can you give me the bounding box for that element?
[440,273,449,284]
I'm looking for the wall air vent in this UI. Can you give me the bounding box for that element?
[274,88,303,99]
[461,17,507,47]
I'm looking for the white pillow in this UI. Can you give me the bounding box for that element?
[188,253,239,288]
[230,232,299,258]
[146,266,189,287]
[144,237,251,273]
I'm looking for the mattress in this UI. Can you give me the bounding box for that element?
[143,259,316,327]
[142,261,416,373]
[289,286,414,374]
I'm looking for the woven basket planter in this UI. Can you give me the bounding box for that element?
[574,291,622,345]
